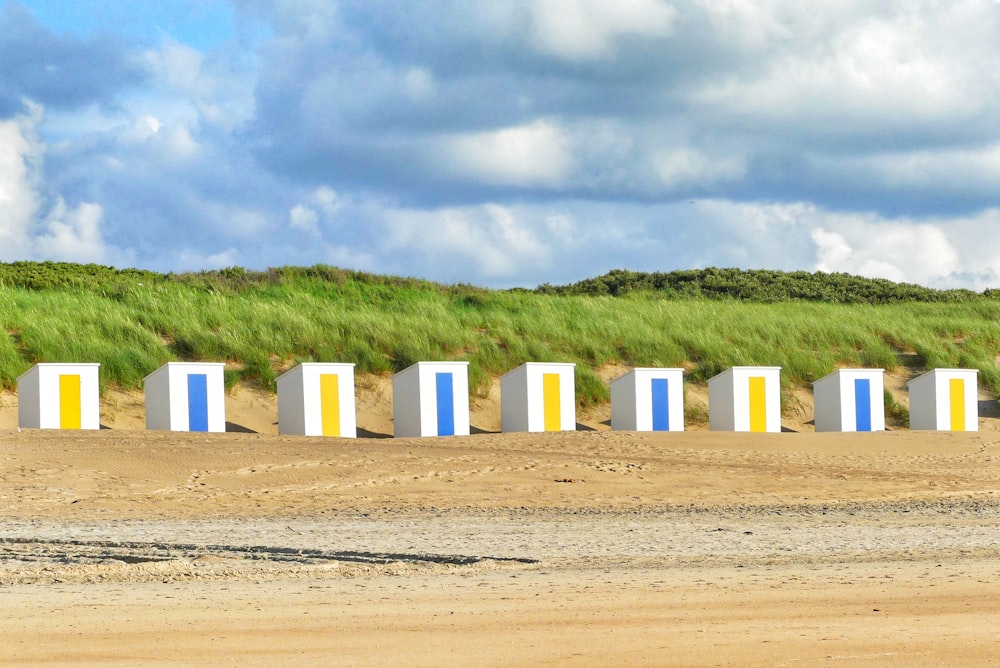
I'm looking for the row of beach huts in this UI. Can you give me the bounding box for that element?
[12,361,980,435]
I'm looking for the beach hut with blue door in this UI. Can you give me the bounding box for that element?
[17,363,101,430]
[610,367,685,432]
[708,366,782,432]
[500,362,576,433]
[908,368,979,432]
[276,362,357,437]
[144,362,226,432]
[392,361,470,437]
[813,369,885,432]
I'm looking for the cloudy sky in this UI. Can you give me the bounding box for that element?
[2,0,1000,288]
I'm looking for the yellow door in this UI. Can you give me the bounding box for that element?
[748,376,767,432]
[319,374,341,437]
[59,374,82,430]
[542,373,561,431]
[949,378,965,432]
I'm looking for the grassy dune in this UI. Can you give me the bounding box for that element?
[1,263,999,408]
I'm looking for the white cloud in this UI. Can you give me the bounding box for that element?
[0,105,43,259]
[287,187,342,237]
[914,209,1000,290]
[226,209,270,237]
[123,114,162,142]
[288,203,319,235]
[811,228,853,270]
[382,203,552,279]
[545,213,576,239]
[311,186,340,215]
[688,200,968,287]
[848,142,1000,194]
[811,221,959,286]
[248,0,341,41]
[116,113,200,163]
[672,200,974,288]
[667,200,810,268]
[697,0,795,49]
[651,147,746,188]
[160,123,201,161]
[35,199,109,263]
[325,243,378,270]
[403,67,434,99]
[444,120,574,187]
[175,246,241,271]
[139,36,256,133]
[527,0,677,61]
[0,102,118,264]
[692,3,998,131]
[151,40,204,91]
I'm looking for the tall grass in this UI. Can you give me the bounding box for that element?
[2,265,1000,406]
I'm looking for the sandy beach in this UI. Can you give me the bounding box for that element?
[2,394,1000,667]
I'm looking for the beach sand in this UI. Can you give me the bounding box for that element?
[1,379,1000,666]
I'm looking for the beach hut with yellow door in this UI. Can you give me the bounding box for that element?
[17,363,101,430]
[144,362,226,432]
[276,363,357,437]
[501,362,576,432]
[708,366,782,432]
[392,361,470,437]
[908,368,978,431]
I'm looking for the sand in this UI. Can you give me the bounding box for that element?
[2,380,1000,666]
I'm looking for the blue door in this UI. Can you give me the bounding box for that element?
[854,378,871,432]
[188,373,209,432]
[651,378,670,431]
[435,373,455,436]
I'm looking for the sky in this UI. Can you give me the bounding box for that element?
[2,1,1000,289]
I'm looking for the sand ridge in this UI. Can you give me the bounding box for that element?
[3,428,1000,519]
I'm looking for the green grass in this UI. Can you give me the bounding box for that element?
[1,263,1000,406]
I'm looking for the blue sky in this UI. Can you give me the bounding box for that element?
[2,0,1000,289]
[13,1,239,48]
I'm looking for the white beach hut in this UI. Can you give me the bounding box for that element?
[813,368,885,432]
[144,362,226,432]
[392,361,470,437]
[708,366,782,432]
[908,368,978,432]
[17,363,101,430]
[500,362,576,433]
[276,363,357,437]
[610,367,685,432]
